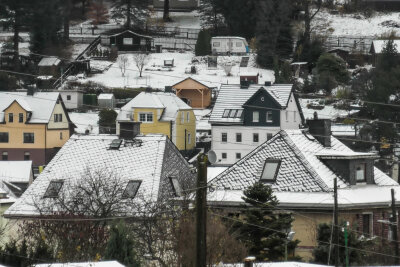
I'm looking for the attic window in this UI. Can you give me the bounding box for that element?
[356,163,366,182]
[170,177,183,197]
[122,180,141,199]
[260,159,281,182]
[43,180,64,198]
[109,139,123,150]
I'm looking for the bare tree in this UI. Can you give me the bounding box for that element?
[133,53,149,77]
[118,55,130,77]
[222,62,234,76]
[299,0,322,45]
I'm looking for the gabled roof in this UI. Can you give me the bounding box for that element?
[5,134,191,218]
[0,92,60,123]
[0,161,32,199]
[209,84,293,123]
[117,92,192,122]
[171,77,211,89]
[108,29,153,39]
[38,57,61,67]
[209,130,397,193]
[371,39,400,54]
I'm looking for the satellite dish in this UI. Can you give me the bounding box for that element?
[207,150,217,164]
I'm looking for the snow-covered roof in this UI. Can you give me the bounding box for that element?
[34,261,125,267]
[117,92,192,122]
[209,84,292,123]
[209,130,397,195]
[0,161,32,183]
[5,134,191,218]
[98,93,114,100]
[38,57,61,66]
[371,39,400,54]
[107,29,153,39]
[212,36,247,41]
[331,124,356,136]
[0,92,60,123]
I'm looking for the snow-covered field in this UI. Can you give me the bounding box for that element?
[69,112,99,134]
[84,52,274,89]
[313,9,400,36]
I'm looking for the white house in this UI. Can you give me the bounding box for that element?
[209,83,303,165]
[58,90,84,110]
[98,93,116,109]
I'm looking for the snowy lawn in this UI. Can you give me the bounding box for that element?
[301,98,359,120]
[84,52,274,89]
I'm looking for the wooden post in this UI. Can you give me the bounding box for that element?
[334,178,339,267]
[196,154,207,267]
[391,188,399,265]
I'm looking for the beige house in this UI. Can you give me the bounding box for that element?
[172,77,212,109]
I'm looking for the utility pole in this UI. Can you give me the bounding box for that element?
[196,153,207,267]
[344,221,349,267]
[334,178,339,267]
[391,188,399,265]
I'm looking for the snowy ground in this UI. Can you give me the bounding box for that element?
[69,112,99,134]
[84,52,274,89]
[313,9,400,37]
[300,99,359,120]
[152,11,201,29]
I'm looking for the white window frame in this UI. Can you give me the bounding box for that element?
[236,153,241,159]
[294,111,297,122]
[181,111,185,124]
[361,212,373,237]
[187,111,190,123]
[260,159,281,182]
[266,111,273,123]
[285,111,289,122]
[221,132,227,143]
[267,133,273,141]
[123,38,133,45]
[236,42,242,47]
[139,112,153,123]
[221,152,227,159]
[236,133,242,143]
[213,42,220,47]
[253,111,259,122]
[253,133,259,143]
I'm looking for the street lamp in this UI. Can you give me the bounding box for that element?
[285,231,296,261]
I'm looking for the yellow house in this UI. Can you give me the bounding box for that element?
[117,92,196,151]
[0,92,74,167]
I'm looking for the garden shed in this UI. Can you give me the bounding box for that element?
[108,30,154,52]
[98,93,116,109]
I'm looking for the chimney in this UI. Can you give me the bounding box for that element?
[119,122,140,140]
[307,115,331,147]
[165,86,173,93]
[244,256,256,267]
[27,86,36,96]
[264,81,272,86]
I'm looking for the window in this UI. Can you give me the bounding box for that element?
[222,109,230,118]
[266,111,273,122]
[294,111,297,122]
[356,163,366,182]
[187,112,190,122]
[24,152,30,160]
[67,95,71,100]
[222,153,227,159]
[60,132,63,140]
[43,180,64,198]
[362,213,372,236]
[213,42,220,47]
[236,133,242,143]
[222,109,243,118]
[122,180,141,199]
[19,113,23,123]
[8,113,13,123]
[0,132,8,143]
[285,111,289,122]
[236,153,241,159]
[253,111,259,122]
[123,38,133,45]
[221,133,227,142]
[236,42,242,47]
[236,109,243,118]
[170,177,183,197]
[228,109,237,118]
[253,133,259,143]
[2,152,8,161]
[139,113,153,123]
[54,114,62,123]
[267,133,273,141]
[23,133,34,143]
[181,111,185,124]
[260,159,281,182]
[187,133,191,144]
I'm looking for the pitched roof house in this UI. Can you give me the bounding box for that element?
[172,77,212,109]
[370,39,400,66]
[5,134,195,219]
[0,92,74,168]
[0,161,33,199]
[207,120,399,260]
[209,83,304,165]
[117,92,196,151]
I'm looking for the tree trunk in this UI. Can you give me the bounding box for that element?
[63,0,72,43]
[126,0,131,29]
[82,0,86,16]
[163,0,170,22]
[13,10,20,70]
[303,0,311,46]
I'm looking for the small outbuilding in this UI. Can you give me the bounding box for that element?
[172,77,212,109]
[58,90,84,110]
[370,39,400,66]
[38,57,62,77]
[98,93,116,109]
[108,30,154,52]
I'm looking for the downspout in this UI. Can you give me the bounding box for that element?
[44,125,47,166]
[170,121,172,142]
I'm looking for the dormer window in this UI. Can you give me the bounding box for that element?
[170,177,183,197]
[260,159,280,182]
[356,163,366,182]
[44,180,64,198]
[122,180,141,199]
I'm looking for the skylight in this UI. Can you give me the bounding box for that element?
[222,109,243,118]
[170,177,183,197]
[122,180,141,199]
[43,180,64,198]
[109,139,123,150]
[260,159,281,182]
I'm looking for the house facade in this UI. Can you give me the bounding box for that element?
[209,84,303,165]
[172,77,212,109]
[105,30,154,52]
[207,120,400,261]
[57,90,84,110]
[0,92,74,168]
[98,93,116,109]
[117,92,196,151]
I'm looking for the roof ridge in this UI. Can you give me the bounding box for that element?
[280,131,331,192]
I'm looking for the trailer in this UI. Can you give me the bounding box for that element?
[211,36,249,55]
